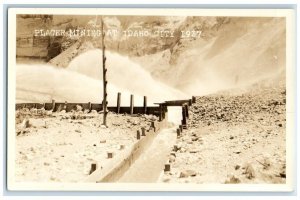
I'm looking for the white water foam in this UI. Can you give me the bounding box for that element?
[67,49,187,105]
[16,49,187,107]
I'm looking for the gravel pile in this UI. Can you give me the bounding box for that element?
[189,87,286,128]
[161,85,286,184]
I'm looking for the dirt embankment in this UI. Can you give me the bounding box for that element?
[161,85,286,184]
[15,108,158,182]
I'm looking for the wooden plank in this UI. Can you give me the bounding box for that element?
[117,92,121,114]
[143,96,147,114]
[155,99,192,106]
[130,94,134,115]
[182,105,187,127]
[159,105,162,121]
[88,102,91,111]
[51,99,56,111]
[185,104,189,118]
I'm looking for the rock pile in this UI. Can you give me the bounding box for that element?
[161,84,286,184]
[16,106,158,137]
[189,88,286,127]
[15,108,52,124]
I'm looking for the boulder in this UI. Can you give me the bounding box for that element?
[179,170,197,178]
[76,105,83,112]
[243,163,255,179]
[224,174,241,184]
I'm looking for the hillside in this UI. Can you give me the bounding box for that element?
[133,17,286,96]
[16,15,286,103]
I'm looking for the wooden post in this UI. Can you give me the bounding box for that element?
[151,121,155,128]
[164,164,171,172]
[89,163,97,175]
[182,105,187,127]
[179,125,183,132]
[107,152,113,159]
[163,106,167,119]
[51,99,55,111]
[192,96,196,103]
[64,101,68,111]
[88,102,91,112]
[151,121,156,132]
[185,104,189,118]
[177,128,181,137]
[118,144,125,150]
[101,18,108,127]
[159,104,162,121]
[189,99,192,106]
[143,96,147,114]
[130,94,134,115]
[117,92,121,114]
[141,127,146,136]
[137,130,141,140]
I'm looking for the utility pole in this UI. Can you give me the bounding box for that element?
[101,17,108,127]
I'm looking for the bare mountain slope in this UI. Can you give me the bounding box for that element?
[133,17,286,96]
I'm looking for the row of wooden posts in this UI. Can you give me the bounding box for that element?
[88,96,196,175]
[89,103,192,175]
[17,94,195,127]
[117,93,148,115]
[164,100,195,173]
[16,92,166,120]
[136,121,156,140]
[164,122,187,172]
[48,92,147,115]
[89,120,157,175]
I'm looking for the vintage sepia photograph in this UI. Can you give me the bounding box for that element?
[6,8,295,191]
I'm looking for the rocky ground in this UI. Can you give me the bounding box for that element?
[15,107,157,182]
[161,85,286,184]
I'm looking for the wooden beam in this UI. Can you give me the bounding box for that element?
[192,96,196,103]
[185,104,189,118]
[182,105,187,127]
[117,92,121,114]
[155,99,191,106]
[159,104,162,121]
[88,102,91,112]
[130,94,134,115]
[51,99,55,111]
[143,96,147,114]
